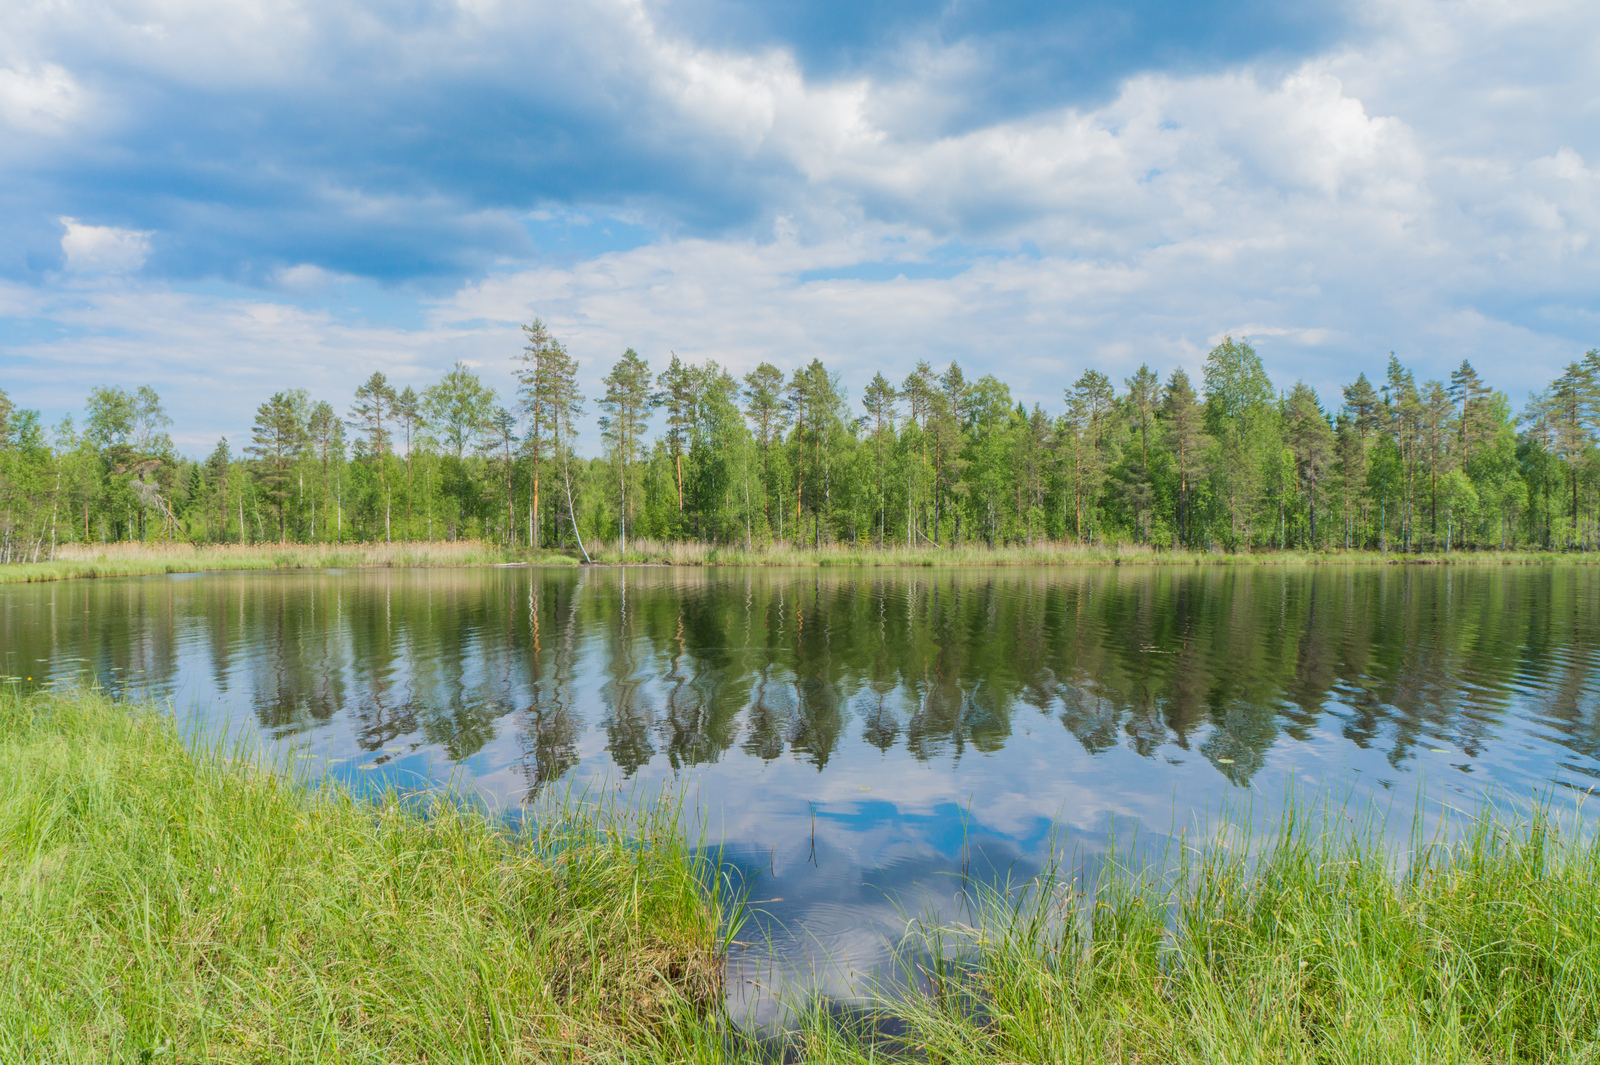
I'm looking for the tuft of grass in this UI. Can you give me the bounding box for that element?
[637,803,1600,1064]
[873,805,1600,1064]
[0,687,726,1063]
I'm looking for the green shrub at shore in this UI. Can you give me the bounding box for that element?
[0,688,724,1063]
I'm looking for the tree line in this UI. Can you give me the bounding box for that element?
[2,326,1597,559]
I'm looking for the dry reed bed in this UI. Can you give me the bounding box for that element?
[4,538,1590,584]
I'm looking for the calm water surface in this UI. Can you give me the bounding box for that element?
[5,565,1599,1020]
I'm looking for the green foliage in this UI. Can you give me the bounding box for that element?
[6,335,1600,559]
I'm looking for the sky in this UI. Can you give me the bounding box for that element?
[0,0,1596,454]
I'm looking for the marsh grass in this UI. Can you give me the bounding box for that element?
[637,802,1600,1064]
[533,539,1596,569]
[859,805,1600,1063]
[0,540,530,584]
[0,687,728,1063]
[2,539,1591,583]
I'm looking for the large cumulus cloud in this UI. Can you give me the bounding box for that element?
[0,0,1596,449]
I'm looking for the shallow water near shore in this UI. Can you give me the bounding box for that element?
[4,565,1598,1025]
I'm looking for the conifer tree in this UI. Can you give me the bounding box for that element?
[1285,383,1335,546]
[600,348,654,551]
[862,372,898,545]
[515,321,564,547]
[1123,364,1160,541]
[1163,368,1206,547]
[654,353,696,516]
[248,390,308,543]
[742,363,785,537]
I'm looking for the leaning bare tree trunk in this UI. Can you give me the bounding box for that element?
[561,449,591,564]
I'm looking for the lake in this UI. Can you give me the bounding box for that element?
[4,564,1598,1023]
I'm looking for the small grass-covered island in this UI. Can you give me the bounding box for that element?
[5,685,1598,1062]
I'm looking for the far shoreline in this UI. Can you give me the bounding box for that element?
[2,539,1596,585]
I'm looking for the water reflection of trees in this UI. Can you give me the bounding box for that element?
[555,567,1600,788]
[6,566,1598,795]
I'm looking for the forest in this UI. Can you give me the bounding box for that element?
[1,325,1597,561]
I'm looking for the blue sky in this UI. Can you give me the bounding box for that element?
[1,0,1596,452]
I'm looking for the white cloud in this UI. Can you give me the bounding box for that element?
[274,263,357,293]
[0,63,84,133]
[59,217,152,273]
[3,0,1599,435]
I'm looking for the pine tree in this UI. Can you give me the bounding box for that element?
[204,438,231,543]
[307,401,342,541]
[348,373,395,462]
[742,363,786,538]
[1203,338,1275,548]
[1420,380,1455,545]
[545,346,588,561]
[1284,383,1335,546]
[1066,369,1115,543]
[1123,364,1160,541]
[599,349,654,551]
[515,320,564,548]
[899,363,936,545]
[248,390,308,543]
[392,387,422,538]
[1448,360,1494,462]
[654,353,696,517]
[1341,373,1381,544]
[1162,369,1206,547]
[861,372,898,545]
[785,366,813,543]
[1534,358,1599,542]
[934,363,969,544]
[1383,355,1422,550]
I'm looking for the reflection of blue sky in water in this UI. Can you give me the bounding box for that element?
[3,566,1599,1024]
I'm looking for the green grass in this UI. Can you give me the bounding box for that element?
[0,687,728,1063]
[904,808,1600,1064]
[6,687,1599,1063]
[685,804,1600,1064]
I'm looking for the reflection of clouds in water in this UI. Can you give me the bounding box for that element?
[717,801,1058,1028]
[6,566,1600,1018]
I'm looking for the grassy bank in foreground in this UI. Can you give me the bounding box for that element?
[7,690,1600,1062]
[3,538,1596,583]
[863,812,1600,1065]
[0,688,723,1063]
